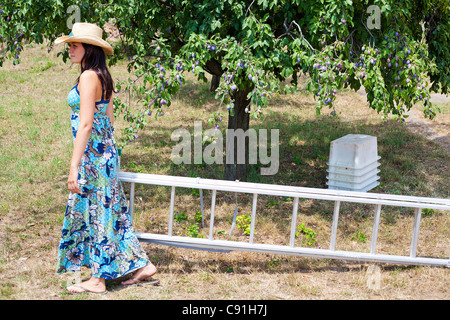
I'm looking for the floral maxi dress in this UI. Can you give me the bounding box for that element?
[57,83,150,279]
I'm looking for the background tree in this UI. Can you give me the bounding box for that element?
[1,0,448,181]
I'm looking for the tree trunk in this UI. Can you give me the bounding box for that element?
[203,58,253,181]
[224,86,253,181]
[206,59,223,93]
[210,74,221,92]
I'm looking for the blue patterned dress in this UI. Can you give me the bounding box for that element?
[57,82,150,279]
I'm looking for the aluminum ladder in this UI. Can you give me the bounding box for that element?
[119,172,450,267]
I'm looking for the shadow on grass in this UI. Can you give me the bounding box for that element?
[138,245,420,276]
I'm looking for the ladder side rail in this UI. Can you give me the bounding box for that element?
[136,232,449,267]
[119,173,450,211]
[119,172,450,207]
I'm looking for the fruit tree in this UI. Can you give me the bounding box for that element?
[1,0,448,180]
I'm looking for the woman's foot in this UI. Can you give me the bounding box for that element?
[67,276,107,294]
[121,263,157,286]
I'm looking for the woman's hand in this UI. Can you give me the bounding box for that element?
[68,166,81,194]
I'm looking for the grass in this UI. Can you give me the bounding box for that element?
[0,41,448,300]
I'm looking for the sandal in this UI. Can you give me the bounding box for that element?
[121,277,160,287]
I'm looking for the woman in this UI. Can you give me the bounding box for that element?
[55,22,157,294]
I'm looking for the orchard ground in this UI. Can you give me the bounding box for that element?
[0,41,448,300]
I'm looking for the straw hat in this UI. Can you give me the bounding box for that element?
[55,22,113,55]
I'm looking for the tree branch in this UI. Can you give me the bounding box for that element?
[281,19,316,52]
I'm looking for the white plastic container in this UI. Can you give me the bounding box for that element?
[327,159,380,175]
[327,179,380,192]
[327,168,380,184]
[327,134,380,192]
[328,134,378,169]
[327,172,379,187]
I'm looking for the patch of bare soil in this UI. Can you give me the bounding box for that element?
[358,88,450,153]
[405,95,450,153]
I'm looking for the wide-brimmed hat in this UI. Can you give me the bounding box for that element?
[55,22,113,55]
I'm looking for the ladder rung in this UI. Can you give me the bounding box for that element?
[168,186,176,236]
[370,204,382,254]
[410,208,422,258]
[209,190,217,240]
[249,193,258,244]
[289,197,299,247]
[330,201,341,251]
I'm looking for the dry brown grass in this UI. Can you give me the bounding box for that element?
[0,41,448,301]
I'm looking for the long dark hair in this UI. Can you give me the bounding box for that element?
[76,43,114,101]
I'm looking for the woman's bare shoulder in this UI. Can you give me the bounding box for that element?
[78,70,101,95]
[79,69,99,82]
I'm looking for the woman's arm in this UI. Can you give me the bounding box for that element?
[67,70,98,194]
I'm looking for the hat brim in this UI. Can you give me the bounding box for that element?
[54,35,113,55]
